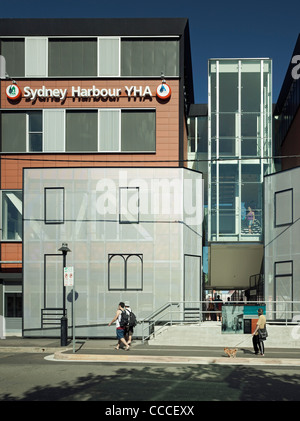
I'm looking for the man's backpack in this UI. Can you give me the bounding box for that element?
[127,310,137,328]
[119,310,129,328]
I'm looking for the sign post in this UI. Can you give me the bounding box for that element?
[64,267,76,353]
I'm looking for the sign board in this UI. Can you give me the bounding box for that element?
[64,266,74,287]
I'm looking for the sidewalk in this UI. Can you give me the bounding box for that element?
[1,336,300,366]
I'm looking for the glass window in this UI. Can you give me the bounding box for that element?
[0,39,25,77]
[1,112,26,152]
[121,110,155,152]
[241,72,261,112]
[241,113,260,138]
[219,113,237,137]
[219,165,238,234]
[2,191,23,240]
[5,293,22,317]
[219,72,238,112]
[196,117,208,153]
[66,111,97,152]
[28,111,43,152]
[48,39,97,77]
[121,39,179,76]
[219,138,236,157]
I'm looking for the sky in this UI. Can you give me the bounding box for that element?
[1,0,300,104]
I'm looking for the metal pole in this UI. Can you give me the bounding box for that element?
[72,279,75,354]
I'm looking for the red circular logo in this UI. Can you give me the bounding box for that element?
[156,83,171,100]
[6,84,22,101]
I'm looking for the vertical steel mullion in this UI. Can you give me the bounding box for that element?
[238,60,242,239]
[216,60,219,241]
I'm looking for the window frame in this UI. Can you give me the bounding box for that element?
[108,253,143,291]
[119,187,140,224]
[0,189,23,241]
[274,188,293,228]
[44,187,65,225]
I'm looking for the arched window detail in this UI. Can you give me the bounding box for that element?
[108,254,143,290]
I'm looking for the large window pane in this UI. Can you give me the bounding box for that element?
[121,39,179,76]
[66,111,97,151]
[219,113,237,137]
[241,72,261,112]
[241,113,260,137]
[2,191,23,240]
[1,112,26,152]
[0,39,25,77]
[219,72,238,112]
[49,39,97,76]
[121,110,155,152]
[219,165,238,234]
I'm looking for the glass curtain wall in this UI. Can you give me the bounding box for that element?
[208,59,272,241]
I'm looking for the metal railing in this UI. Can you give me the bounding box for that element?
[140,300,300,343]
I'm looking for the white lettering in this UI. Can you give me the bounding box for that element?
[105,405,139,419]
[143,86,152,97]
[72,86,81,97]
[60,89,68,101]
[23,86,31,98]
[125,85,134,97]
[134,86,143,96]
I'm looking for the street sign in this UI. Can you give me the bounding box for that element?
[64,266,74,286]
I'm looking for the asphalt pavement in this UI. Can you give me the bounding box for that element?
[1,336,300,366]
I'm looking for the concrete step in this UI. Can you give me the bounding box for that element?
[148,322,300,349]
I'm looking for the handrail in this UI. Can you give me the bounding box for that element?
[141,300,300,343]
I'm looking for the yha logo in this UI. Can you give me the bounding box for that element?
[6,83,22,101]
[156,83,171,100]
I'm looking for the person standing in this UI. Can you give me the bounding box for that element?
[247,206,255,234]
[252,308,266,356]
[214,295,223,322]
[108,302,130,351]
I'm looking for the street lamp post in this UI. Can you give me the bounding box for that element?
[58,242,71,346]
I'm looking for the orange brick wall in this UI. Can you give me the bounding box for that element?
[1,79,182,190]
[1,243,22,269]
[1,78,186,268]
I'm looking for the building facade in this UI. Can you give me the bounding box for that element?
[23,167,202,337]
[0,18,199,336]
[264,34,300,317]
[273,34,300,170]
[188,59,273,293]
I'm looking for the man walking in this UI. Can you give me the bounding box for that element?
[108,302,130,350]
[125,301,134,346]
